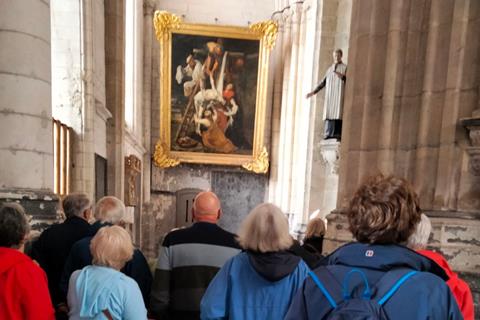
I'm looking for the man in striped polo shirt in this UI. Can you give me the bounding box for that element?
[150,191,240,320]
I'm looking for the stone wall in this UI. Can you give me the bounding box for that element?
[51,0,108,199]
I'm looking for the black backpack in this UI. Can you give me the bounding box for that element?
[308,268,418,320]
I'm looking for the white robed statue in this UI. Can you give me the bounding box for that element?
[306,49,347,140]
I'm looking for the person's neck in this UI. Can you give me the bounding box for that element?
[195,216,218,224]
[14,243,25,253]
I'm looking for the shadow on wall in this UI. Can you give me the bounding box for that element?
[212,170,267,234]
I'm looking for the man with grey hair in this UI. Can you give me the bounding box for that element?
[150,191,241,320]
[60,196,152,307]
[31,192,93,312]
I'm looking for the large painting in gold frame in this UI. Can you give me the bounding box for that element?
[152,11,277,174]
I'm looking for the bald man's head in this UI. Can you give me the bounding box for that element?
[192,191,221,223]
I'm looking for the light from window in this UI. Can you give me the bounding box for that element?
[53,119,71,195]
[124,0,135,129]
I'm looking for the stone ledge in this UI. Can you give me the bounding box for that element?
[0,188,60,231]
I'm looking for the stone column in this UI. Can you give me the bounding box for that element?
[0,0,58,225]
[105,0,125,198]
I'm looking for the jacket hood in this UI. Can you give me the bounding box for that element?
[417,250,456,279]
[75,265,123,317]
[247,250,301,282]
[0,247,30,274]
[326,242,449,281]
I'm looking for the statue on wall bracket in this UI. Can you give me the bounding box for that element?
[306,49,347,141]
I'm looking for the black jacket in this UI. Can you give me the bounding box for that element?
[30,216,92,306]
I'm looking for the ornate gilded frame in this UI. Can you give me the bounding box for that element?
[152,11,277,174]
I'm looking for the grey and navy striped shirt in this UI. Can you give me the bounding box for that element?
[150,222,240,319]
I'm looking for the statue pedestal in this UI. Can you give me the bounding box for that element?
[319,139,340,174]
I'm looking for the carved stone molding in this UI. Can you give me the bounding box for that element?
[460,116,480,176]
[319,140,340,174]
[143,0,156,16]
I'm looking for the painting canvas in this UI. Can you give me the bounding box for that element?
[171,35,259,154]
[153,12,277,173]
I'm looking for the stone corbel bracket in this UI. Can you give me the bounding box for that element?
[460,116,480,176]
[319,140,340,175]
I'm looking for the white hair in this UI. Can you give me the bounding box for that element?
[407,213,432,250]
[90,226,133,270]
[237,203,293,253]
[94,196,125,225]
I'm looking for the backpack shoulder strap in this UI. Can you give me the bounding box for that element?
[373,268,418,306]
[308,267,343,309]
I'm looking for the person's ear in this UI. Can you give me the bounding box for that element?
[83,208,92,221]
[192,208,196,222]
[217,208,222,220]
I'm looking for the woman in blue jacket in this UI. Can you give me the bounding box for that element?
[200,203,309,320]
[67,226,147,319]
[285,175,462,320]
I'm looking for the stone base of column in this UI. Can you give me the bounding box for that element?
[0,189,60,231]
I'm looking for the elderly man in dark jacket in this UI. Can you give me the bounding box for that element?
[31,193,93,315]
[285,175,462,320]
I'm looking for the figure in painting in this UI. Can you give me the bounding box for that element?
[194,107,237,154]
[173,37,249,153]
[306,49,347,141]
[176,54,204,97]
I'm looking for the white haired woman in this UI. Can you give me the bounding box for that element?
[408,214,474,320]
[67,226,147,319]
[200,203,309,320]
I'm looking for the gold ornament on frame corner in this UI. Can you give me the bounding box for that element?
[249,20,278,50]
[153,141,180,168]
[242,147,269,174]
[154,11,181,41]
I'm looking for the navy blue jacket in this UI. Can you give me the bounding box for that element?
[60,222,152,306]
[285,243,463,320]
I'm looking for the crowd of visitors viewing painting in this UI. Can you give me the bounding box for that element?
[0,174,474,319]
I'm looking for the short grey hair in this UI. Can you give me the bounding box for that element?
[0,203,30,248]
[407,213,432,250]
[237,203,293,253]
[94,196,125,224]
[62,193,91,219]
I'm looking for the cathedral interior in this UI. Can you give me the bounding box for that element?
[0,0,479,316]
